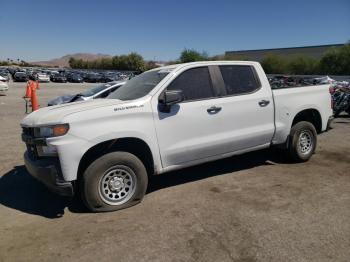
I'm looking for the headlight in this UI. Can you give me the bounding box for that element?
[38,124,69,137]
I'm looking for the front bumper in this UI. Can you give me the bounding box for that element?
[24,151,74,196]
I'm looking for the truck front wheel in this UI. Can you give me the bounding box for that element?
[287,121,317,162]
[80,152,148,212]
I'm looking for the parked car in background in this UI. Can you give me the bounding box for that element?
[67,74,84,83]
[13,71,28,82]
[100,74,117,83]
[0,77,9,94]
[51,73,67,83]
[0,71,11,82]
[84,73,102,83]
[37,73,50,82]
[47,81,125,106]
[49,71,60,81]
[7,67,17,77]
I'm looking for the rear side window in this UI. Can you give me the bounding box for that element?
[219,65,260,95]
[167,67,214,101]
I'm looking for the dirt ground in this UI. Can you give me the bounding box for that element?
[0,82,349,262]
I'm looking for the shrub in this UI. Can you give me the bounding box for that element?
[180,49,208,63]
[261,54,288,74]
[287,56,317,75]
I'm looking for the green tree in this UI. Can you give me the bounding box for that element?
[287,56,317,75]
[68,57,76,68]
[180,48,208,63]
[261,54,288,74]
[319,44,350,75]
[69,53,145,71]
[0,60,9,66]
[125,52,146,71]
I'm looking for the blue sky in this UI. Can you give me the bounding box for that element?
[0,0,349,61]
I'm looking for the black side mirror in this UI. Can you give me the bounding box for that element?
[158,90,184,112]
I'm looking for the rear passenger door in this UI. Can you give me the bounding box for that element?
[211,64,275,151]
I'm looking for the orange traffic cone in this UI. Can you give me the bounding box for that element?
[31,86,39,111]
[24,81,32,98]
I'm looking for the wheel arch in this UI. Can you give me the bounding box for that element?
[77,137,155,182]
[291,108,322,133]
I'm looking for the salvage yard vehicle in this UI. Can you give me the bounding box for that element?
[66,73,84,83]
[84,73,102,83]
[51,73,67,83]
[47,81,125,106]
[0,75,8,83]
[13,71,28,82]
[0,71,11,82]
[37,73,50,82]
[21,61,333,212]
[0,79,9,94]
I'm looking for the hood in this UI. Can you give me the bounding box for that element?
[21,98,128,127]
[48,94,75,106]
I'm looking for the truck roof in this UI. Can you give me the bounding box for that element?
[153,60,261,73]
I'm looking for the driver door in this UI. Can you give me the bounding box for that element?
[152,66,223,167]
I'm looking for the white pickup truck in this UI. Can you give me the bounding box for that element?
[21,61,333,212]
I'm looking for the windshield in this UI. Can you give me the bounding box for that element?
[108,69,169,101]
[81,83,114,97]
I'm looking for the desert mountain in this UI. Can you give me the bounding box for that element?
[31,53,112,67]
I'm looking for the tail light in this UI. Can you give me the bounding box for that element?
[329,86,334,109]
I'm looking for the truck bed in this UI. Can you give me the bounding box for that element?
[271,84,332,145]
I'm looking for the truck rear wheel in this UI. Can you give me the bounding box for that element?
[80,152,148,212]
[287,121,317,162]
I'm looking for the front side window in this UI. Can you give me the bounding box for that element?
[219,65,260,95]
[167,67,214,101]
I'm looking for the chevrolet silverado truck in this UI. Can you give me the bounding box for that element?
[21,61,333,212]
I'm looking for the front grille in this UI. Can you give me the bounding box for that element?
[26,144,38,160]
[22,127,35,137]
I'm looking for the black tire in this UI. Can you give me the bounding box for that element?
[80,152,148,212]
[287,121,317,162]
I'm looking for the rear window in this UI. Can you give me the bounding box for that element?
[219,65,260,95]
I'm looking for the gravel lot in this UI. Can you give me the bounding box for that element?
[0,82,349,262]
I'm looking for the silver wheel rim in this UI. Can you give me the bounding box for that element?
[298,130,313,155]
[98,165,137,205]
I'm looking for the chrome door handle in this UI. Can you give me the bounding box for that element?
[258,100,270,107]
[207,106,222,114]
